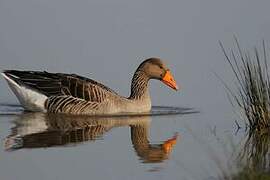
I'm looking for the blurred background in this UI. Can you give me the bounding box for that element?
[1,0,269,107]
[1,0,270,179]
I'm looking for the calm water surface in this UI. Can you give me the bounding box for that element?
[0,105,238,180]
[1,0,270,179]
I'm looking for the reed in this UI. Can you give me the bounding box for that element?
[220,39,270,132]
[220,132,270,180]
[222,166,270,180]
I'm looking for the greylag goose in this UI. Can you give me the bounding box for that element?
[2,58,178,115]
[5,112,178,163]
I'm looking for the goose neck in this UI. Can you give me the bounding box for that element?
[129,70,150,100]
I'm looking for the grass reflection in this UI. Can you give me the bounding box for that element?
[219,39,270,179]
[221,132,270,180]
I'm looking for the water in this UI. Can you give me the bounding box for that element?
[0,106,206,180]
[1,0,270,179]
[0,106,238,180]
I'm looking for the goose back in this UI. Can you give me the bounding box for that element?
[3,70,118,103]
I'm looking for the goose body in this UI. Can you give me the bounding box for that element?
[2,58,178,115]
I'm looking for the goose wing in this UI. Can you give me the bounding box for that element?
[3,70,118,103]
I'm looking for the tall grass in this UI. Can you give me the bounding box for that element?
[220,39,270,132]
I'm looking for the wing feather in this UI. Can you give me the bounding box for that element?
[3,70,118,103]
[46,96,101,114]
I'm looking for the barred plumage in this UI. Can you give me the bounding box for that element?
[2,58,178,115]
[45,96,101,114]
[129,70,149,100]
[5,113,178,163]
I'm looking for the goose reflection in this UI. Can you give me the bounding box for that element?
[5,113,179,163]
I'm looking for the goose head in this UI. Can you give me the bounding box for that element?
[137,58,179,90]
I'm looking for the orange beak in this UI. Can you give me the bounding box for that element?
[161,70,179,90]
[162,133,179,153]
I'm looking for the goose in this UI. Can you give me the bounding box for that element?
[5,112,178,162]
[2,58,178,115]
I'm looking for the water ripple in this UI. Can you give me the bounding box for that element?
[0,103,198,116]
